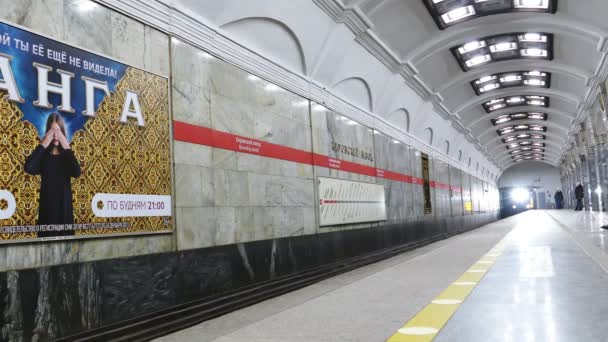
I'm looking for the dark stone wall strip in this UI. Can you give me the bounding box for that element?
[0,213,498,342]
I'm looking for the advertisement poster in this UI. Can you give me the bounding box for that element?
[318,177,386,226]
[0,21,172,242]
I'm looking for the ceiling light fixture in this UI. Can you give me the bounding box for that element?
[471,70,551,95]
[465,54,492,67]
[483,95,549,112]
[424,1,557,29]
[452,33,553,71]
[441,5,476,24]
[514,0,550,10]
[490,42,518,53]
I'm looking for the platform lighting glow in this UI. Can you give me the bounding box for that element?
[441,5,476,24]
[512,188,530,204]
[491,104,506,111]
[247,75,259,81]
[596,186,602,195]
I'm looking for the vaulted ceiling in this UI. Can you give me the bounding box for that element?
[338,0,608,168]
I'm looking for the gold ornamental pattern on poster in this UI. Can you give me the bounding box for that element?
[0,21,172,242]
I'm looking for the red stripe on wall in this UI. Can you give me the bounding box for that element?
[312,154,377,176]
[173,121,462,188]
[174,121,313,165]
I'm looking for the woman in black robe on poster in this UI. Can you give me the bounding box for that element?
[24,113,81,237]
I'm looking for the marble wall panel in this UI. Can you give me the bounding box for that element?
[174,141,212,168]
[176,207,217,250]
[373,132,413,224]
[434,160,450,217]
[172,39,319,250]
[311,108,375,166]
[111,11,145,68]
[64,0,111,56]
[143,26,170,76]
[0,0,65,39]
[450,166,464,217]
[175,164,203,208]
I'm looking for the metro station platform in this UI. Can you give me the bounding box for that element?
[155,210,608,342]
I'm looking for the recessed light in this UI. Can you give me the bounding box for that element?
[521,48,548,57]
[425,1,556,29]
[465,54,492,67]
[459,41,486,54]
[501,74,522,82]
[524,79,545,86]
[490,42,518,53]
[476,75,496,84]
[508,97,525,103]
[441,5,476,24]
[527,100,545,106]
[514,0,549,9]
[472,71,551,94]
[453,33,553,70]
[480,83,500,92]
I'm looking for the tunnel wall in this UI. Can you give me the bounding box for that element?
[0,2,499,341]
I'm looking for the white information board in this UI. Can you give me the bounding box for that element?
[318,177,386,226]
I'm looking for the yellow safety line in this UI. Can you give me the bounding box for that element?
[385,237,509,342]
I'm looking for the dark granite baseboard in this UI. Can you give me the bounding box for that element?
[0,212,499,342]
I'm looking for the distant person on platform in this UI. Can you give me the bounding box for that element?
[554,189,564,209]
[574,183,584,211]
